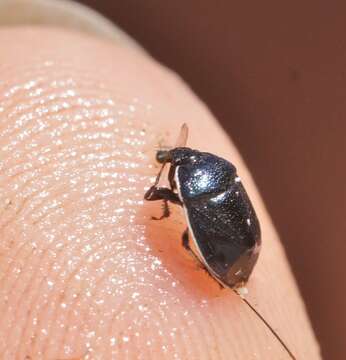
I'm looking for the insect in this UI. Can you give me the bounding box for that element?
[145,124,261,288]
[145,124,295,359]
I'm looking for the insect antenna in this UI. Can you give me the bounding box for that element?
[175,123,189,147]
[234,290,296,359]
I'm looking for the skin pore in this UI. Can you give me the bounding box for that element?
[0,27,320,359]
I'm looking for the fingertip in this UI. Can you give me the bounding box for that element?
[0,26,320,359]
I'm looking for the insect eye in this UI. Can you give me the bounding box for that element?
[156,150,171,163]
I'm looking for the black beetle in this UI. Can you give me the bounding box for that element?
[145,124,261,288]
[144,125,296,359]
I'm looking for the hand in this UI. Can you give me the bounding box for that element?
[0,25,320,359]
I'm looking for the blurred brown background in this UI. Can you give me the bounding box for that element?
[79,1,346,359]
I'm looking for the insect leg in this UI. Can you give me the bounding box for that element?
[182,228,205,268]
[182,227,191,250]
[182,229,224,289]
[145,187,180,203]
[145,187,181,220]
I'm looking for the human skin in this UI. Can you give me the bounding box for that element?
[0,28,320,359]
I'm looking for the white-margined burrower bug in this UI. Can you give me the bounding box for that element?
[145,124,296,359]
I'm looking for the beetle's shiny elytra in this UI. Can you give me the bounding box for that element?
[145,126,261,288]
